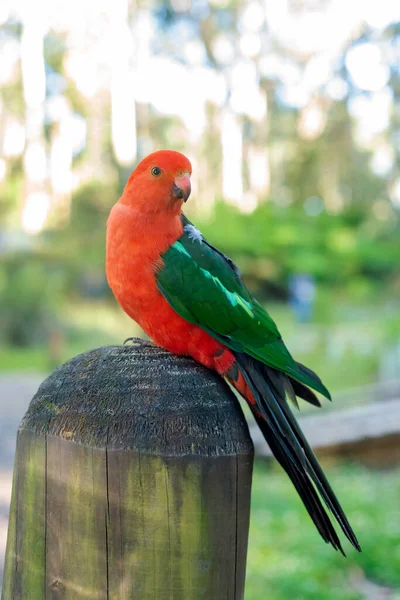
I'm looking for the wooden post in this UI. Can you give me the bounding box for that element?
[2,341,254,600]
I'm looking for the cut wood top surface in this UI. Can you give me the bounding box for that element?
[20,341,254,457]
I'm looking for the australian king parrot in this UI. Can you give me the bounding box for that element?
[106,149,361,555]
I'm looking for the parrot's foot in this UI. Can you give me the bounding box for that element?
[123,337,140,345]
[123,337,154,347]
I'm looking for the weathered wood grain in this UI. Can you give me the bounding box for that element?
[2,430,46,599]
[46,437,108,599]
[2,342,254,599]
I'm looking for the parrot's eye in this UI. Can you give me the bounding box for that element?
[151,166,162,177]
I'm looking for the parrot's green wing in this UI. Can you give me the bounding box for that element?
[156,216,330,399]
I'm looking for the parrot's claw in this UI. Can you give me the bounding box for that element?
[123,337,154,347]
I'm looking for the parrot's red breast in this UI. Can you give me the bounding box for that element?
[106,150,235,375]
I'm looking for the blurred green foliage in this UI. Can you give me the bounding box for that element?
[246,461,400,600]
[0,253,66,347]
[55,180,115,269]
[196,201,399,297]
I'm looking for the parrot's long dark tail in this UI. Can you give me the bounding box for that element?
[225,352,361,555]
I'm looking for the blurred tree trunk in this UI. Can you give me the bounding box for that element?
[49,120,73,225]
[221,106,243,205]
[320,152,343,214]
[20,1,48,232]
[198,14,245,209]
[110,0,137,167]
[86,92,106,179]
[246,88,270,202]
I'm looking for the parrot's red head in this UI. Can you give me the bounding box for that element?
[121,150,192,214]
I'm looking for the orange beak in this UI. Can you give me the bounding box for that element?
[172,173,191,202]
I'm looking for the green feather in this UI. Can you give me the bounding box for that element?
[156,216,330,400]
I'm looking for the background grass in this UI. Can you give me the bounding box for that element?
[246,461,400,600]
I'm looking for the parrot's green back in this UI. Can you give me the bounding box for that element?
[157,215,330,399]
